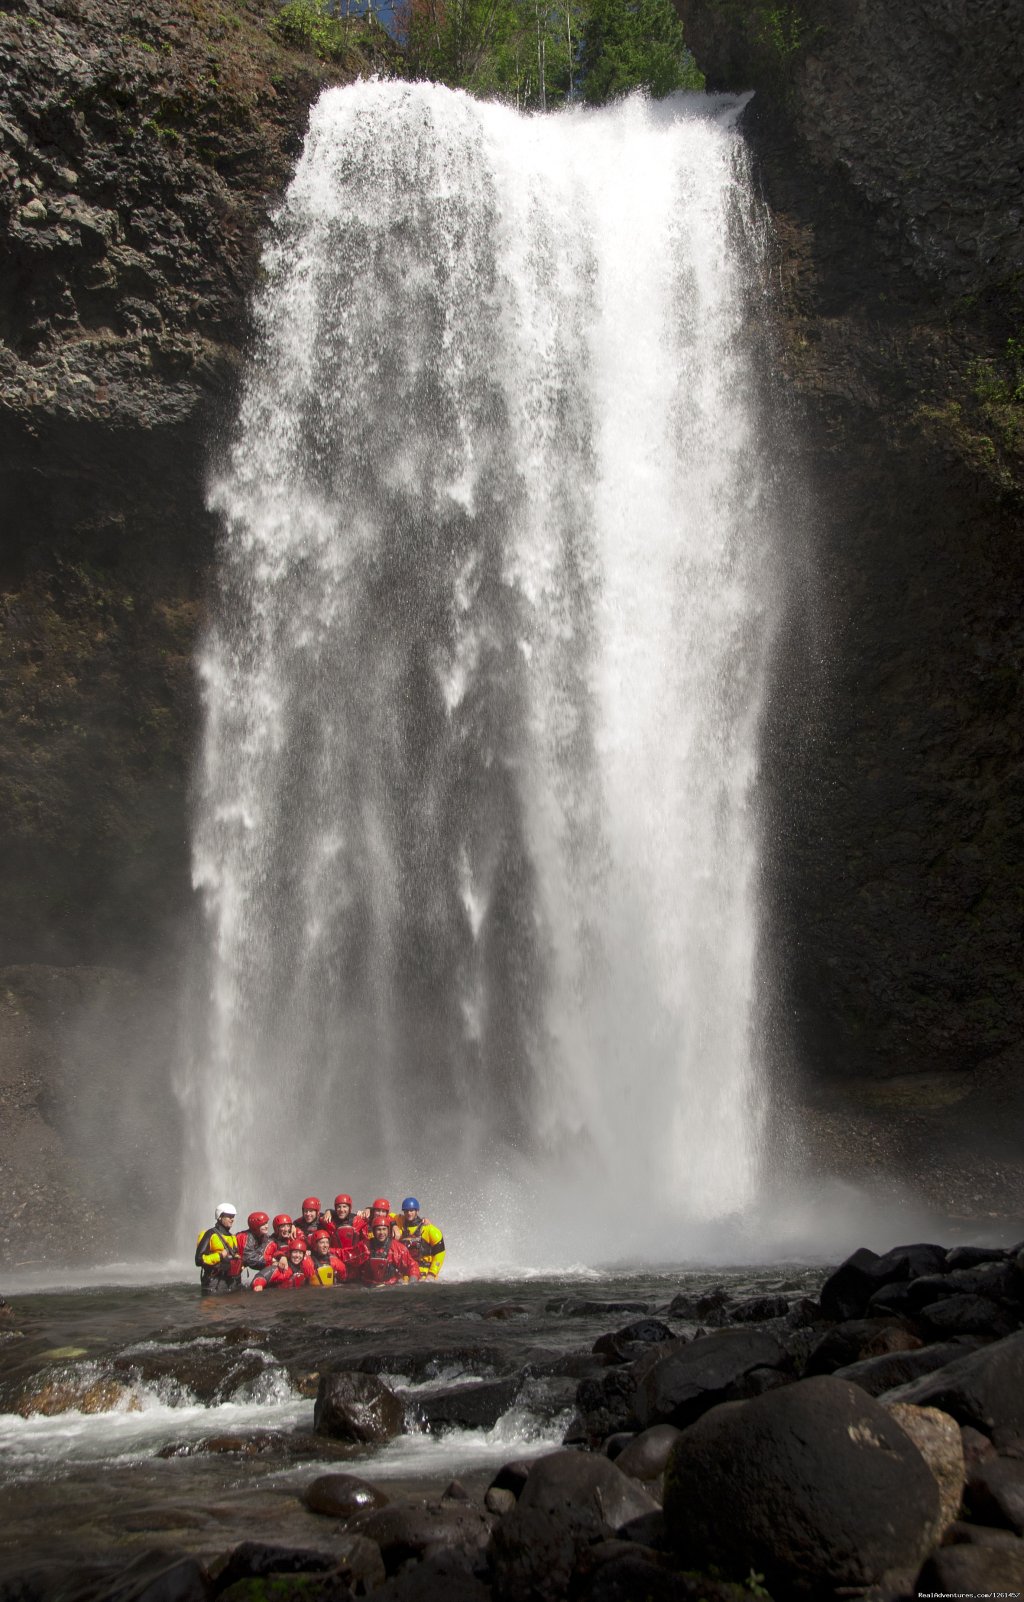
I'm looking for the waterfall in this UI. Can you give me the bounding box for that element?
[184,80,780,1266]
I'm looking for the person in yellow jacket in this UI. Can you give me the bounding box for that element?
[195,1202,242,1295]
[396,1197,446,1279]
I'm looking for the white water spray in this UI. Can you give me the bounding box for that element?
[184,81,781,1263]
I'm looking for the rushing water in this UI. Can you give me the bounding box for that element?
[0,1266,821,1590]
[183,82,781,1261]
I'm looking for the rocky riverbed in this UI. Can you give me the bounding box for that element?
[3,1242,1024,1599]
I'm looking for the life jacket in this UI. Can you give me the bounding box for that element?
[195,1227,241,1292]
[397,1219,446,1276]
[330,1219,369,1262]
[310,1253,346,1286]
[361,1239,400,1286]
[359,1238,418,1286]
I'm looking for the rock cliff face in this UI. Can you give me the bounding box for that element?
[680,0,1023,1134]
[0,0,389,967]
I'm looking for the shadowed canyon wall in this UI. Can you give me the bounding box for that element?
[1,0,1022,1257]
[679,0,1023,1085]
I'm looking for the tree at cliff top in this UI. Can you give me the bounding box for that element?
[396,0,703,108]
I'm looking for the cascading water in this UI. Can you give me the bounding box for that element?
[184,80,781,1265]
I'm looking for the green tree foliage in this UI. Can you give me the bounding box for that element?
[398,0,703,109]
[577,0,703,102]
[271,0,389,64]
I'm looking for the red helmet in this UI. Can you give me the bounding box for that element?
[301,1197,321,1213]
[247,1211,270,1230]
[371,1198,391,1213]
[334,1194,352,1209]
[288,1239,307,1254]
[273,1214,293,1230]
[372,1214,392,1230]
[311,1229,331,1244]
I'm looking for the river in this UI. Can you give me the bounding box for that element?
[0,1265,822,1591]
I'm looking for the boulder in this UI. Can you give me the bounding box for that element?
[484,1487,516,1516]
[111,1347,267,1405]
[662,1375,940,1595]
[354,1346,503,1382]
[916,1543,1024,1591]
[945,1518,1024,1548]
[488,1452,658,1602]
[663,1287,732,1324]
[413,1378,519,1433]
[572,1554,767,1601]
[593,1320,674,1364]
[488,1503,585,1602]
[212,1543,337,1591]
[881,1329,1024,1435]
[819,1243,947,1322]
[831,1336,985,1396]
[804,1317,921,1376]
[548,1298,649,1318]
[116,1556,211,1602]
[921,1293,1016,1337]
[218,1579,348,1602]
[488,1458,534,1499]
[909,1260,1024,1309]
[965,1456,1024,1533]
[785,1297,822,1329]
[873,1242,950,1281]
[517,1449,659,1530]
[369,1554,491,1602]
[313,1372,405,1444]
[442,1480,472,1502]
[946,1245,1009,1271]
[961,1423,997,1468]
[347,1501,494,1576]
[304,1473,389,1518]
[736,1365,793,1398]
[817,1247,886,1321]
[885,1402,964,1536]
[575,1364,644,1442]
[865,1281,919,1317]
[726,1293,790,1323]
[614,1424,683,1484]
[602,1432,634,1460]
[633,1329,786,1430]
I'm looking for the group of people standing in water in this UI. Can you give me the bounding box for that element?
[195,1194,446,1293]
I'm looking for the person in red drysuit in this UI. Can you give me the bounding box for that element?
[232,1211,276,1283]
[253,1240,317,1290]
[325,1194,369,1263]
[268,1213,301,1254]
[361,1197,400,1231]
[357,1215,420,1288]
[296,1197,322,1240]
[308,1230,349,1286]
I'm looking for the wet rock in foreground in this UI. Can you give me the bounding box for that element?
[881,1328,1024,1435]
[313,1371,405,1444]
[662,1374,940,1596]
[347,1500,495,1576]
[633,1328,788,1430]
[304,1472,389,1518]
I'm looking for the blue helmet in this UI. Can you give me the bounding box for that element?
[401,1197,420,1212]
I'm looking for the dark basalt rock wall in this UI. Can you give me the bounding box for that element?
[681,0,1024,1115]
[0,0,389,967]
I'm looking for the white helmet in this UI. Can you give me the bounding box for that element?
[216,1201,237,1217]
